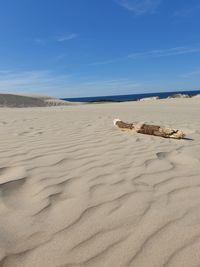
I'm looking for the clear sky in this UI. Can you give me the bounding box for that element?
[0,0,200,98]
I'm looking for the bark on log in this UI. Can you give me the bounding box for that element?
[113,119,185,139]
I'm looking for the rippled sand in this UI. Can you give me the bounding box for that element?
[0,98,200,267]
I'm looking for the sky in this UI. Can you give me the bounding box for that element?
[0,0,200,98]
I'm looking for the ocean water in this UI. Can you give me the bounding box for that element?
[62,90,200,103]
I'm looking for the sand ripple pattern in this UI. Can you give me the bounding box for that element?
[0,100,200,267]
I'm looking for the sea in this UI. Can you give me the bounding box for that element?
[62,90,200,103]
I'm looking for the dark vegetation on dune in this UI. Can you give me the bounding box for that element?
[0,94,72,107]
[0,94,47,107]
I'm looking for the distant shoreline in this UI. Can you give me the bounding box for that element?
[0,90,200,108]
[62,90,200,103]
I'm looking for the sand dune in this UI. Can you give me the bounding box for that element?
[0,98,200,266]
[0,93,77,107]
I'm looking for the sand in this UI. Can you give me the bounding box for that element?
[0,93,79,107]
[0,97,200,267]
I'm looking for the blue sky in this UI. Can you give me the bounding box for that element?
[0,0,200,97]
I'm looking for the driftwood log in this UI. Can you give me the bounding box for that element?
[113,119,185,139]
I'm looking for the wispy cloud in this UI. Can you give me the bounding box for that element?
[89,45,200,66]
[0,70,72,97]
[68,78,144,97]
[57,33,78,42]
[55,53,68,61]
[34,38,46,46]
[1,69,198,98]
[174,4,200,18]
[34,33,78,46]
[128,46,200,59]
[0,70,11,74]
[89,58,123,66]
[181,69,200,78]
[0,70,144,97]
[116,0,161,15]
[80,79,141,91]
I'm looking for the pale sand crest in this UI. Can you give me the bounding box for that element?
[0,98,200,266]
[0,93,80,107]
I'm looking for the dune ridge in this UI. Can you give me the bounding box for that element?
[0,93,79,107]
[0,98,200,266]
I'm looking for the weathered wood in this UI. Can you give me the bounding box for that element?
[113,119,185,139]
[114,120,135,130]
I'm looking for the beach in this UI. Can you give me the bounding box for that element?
[0,97,200,267]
